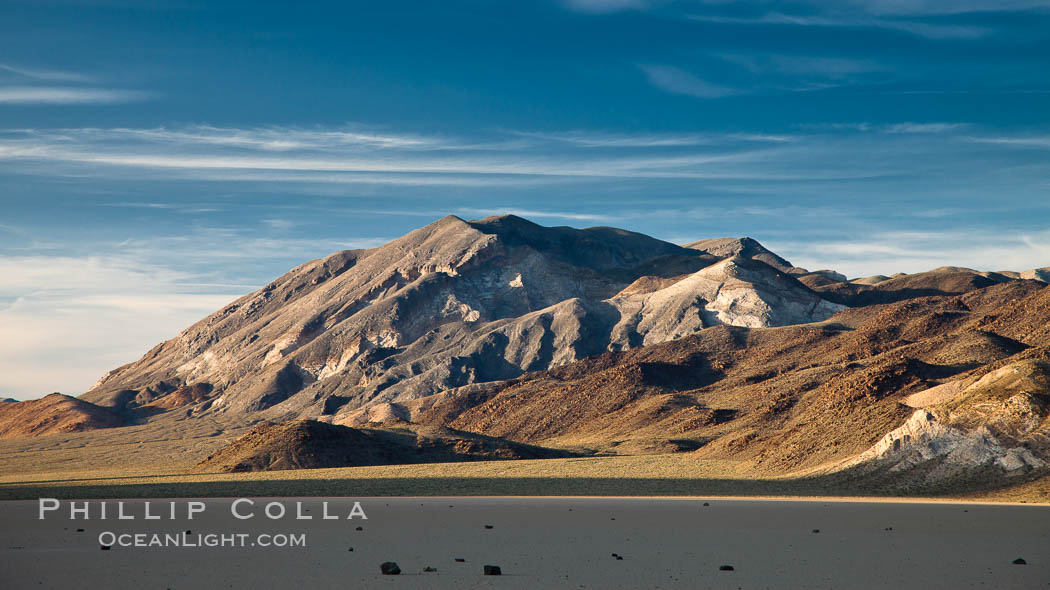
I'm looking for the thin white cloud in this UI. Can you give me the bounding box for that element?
[638,64,738,99]
[80,125,446,151]
[563,0,653,14]
[841,0,1050,16]
[718,53,888,78]
[967,136,1050,148]
[0,87,149,104]
[0,63,93,83]
[510,130,792,147]
[883,122,967,134]
[690,12,989,39]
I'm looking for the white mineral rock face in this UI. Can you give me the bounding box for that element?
[853,409,1044,476]
[849,359,1050,482]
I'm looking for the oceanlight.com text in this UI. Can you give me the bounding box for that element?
[97,531,307,548]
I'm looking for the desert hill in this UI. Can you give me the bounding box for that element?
[193,419,572,472]
[0,393,122,440]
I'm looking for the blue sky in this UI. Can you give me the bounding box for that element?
[1,0,1049,398]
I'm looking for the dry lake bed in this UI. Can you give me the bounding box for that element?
[2,497,1048,589]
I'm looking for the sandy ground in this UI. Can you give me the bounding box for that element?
[2,497,1048,589]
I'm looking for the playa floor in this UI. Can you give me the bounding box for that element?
[2,497,1048,589]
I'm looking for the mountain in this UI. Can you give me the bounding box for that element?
[79,214,842,424]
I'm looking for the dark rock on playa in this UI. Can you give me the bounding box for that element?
[76,528,84,532]
[719,565,734,571]
[380,562,401,575]
[455,558,465,563]
[484,565,502,575]
[812,529,820,533]
[423,566,437,572]
[484,524,493,529]
[703,502,710,507]
[347,547,353,552]
[1012,558,1027,565]
[356,526,363,531]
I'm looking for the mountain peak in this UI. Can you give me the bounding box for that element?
[683,236,797,273]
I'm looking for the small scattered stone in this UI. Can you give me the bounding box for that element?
[347,547,354,552]
[703,502,710,507]
[76,528,84,532]
[1012,558,1027,565]
[380,562,401,575]
[719,565,734,571]
[423,566,437,572]
[455,558,465,562]
[356,526,364,531]
[812,529,820,534]
[884,527,893,531]
[484,565,502,576]
[484,525,494,529]
[100,545,111,551]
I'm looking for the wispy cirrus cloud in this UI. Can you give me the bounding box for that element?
[0,63,94,83]
[509,129,792,147]
[638,64,737,98]
[689,12,990,40]
[841,0,1050,16]
[966,135,1050,148]
[567,0,1047,38]
[0,86,149,105]
[0,62,151,105]
[562,0,655,14]
[1,123,1048,189]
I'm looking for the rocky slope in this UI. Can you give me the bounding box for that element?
[80,215,842,423]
